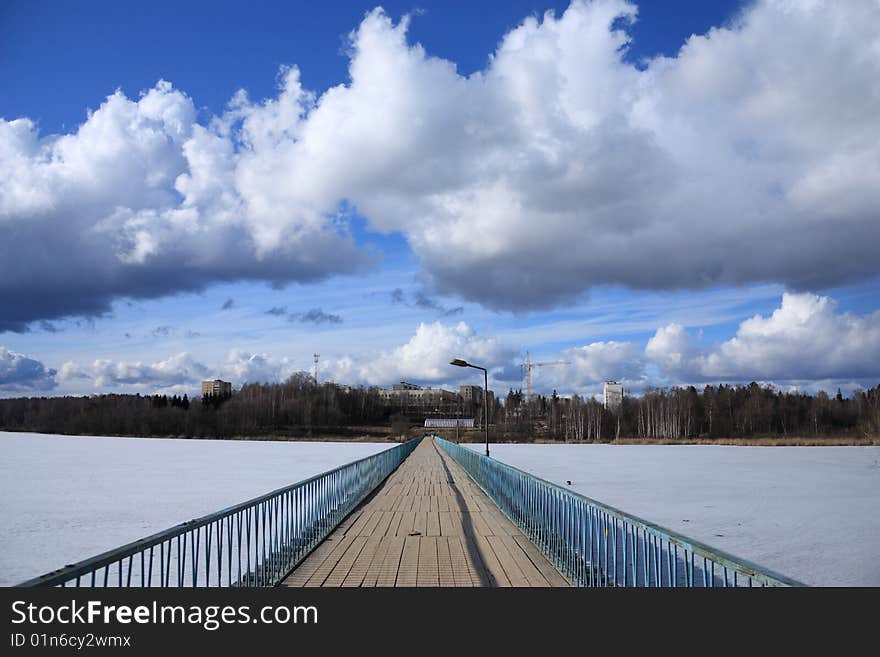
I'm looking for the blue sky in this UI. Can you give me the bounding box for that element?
[1,0,879,399]
[2,0,744,131]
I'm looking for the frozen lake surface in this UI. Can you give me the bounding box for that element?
[2,434,877,586]
[467,442,880,586]
[0,432,389,586]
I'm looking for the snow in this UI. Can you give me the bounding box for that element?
[2,432,877,587]
[0,432,390,586]
[466,443,880,586]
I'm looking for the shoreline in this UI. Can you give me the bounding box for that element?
[2,429,877,446]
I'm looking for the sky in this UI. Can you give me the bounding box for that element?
[1,0,879,400]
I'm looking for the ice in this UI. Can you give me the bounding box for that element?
[0,432,390,586]
[3,432,877,587]
[466,442,880,586]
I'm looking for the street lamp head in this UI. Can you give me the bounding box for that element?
[449,358,469,367]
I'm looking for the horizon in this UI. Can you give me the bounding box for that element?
[2,373,875,405]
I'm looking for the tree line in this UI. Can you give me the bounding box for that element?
[497,383,880,441]
[0,374,395,439]
[0,376,877,441]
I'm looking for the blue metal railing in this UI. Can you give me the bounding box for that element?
[434,437,804,587]
[18,437,422,587]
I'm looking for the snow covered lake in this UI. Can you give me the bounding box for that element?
[467,442,880,586]
[2,433,877,586]
[0,432,390,586]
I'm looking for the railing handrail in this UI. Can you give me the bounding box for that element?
[18,437,422,587]
[435,437,804,587]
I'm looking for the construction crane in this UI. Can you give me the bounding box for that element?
[523,351,570,401]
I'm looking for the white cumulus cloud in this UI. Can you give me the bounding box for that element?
[0,347,57,392]
[327,321,512,387]
[220,349,298,385]
[559,341,644,392]
[645,293,880,382]
[0,77,368,332]
[58,352,210,391]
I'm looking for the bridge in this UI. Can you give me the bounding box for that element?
[18,436,803,588]
[282,438,566,587]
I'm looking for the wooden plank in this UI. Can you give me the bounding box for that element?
[344,510,374,537]
[416,536,439,587]
[360,511,383,537]
[341,536,383,587]
[512,534,570,587]
[484,535,533,587]
[396,535,420,587]
[438,511,458,537]
[370,537,405,588]
[386,511,405,537]
[369,511,395,538]
[468,511,494,537]
[412,511,428,537]
[396,511,416,537]
[335,509,365,536]
[496,533,551,587]
[447,535,480,586]
[426,511,441,537]
[473,534,512,587]
[322,536,369,587]
[300,534,359,587]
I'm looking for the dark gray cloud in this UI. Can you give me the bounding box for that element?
[39,321,61,333]
[0,347,57,392]
[291,308,343,325]
[0,226,369,332]
[221,298,235,310]
[146,325,199,339]
[391,288,463,317]
[265,305,342,325]
[414,292,463,317]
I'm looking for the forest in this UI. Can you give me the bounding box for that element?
[0,373,878,441]
[500,383,880,442]
[0,373,390,439]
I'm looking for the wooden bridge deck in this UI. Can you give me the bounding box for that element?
[282,438,569,587]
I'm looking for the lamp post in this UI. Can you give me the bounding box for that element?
[450,358,490,457]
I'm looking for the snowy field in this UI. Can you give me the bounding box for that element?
[467,443,880,586]
[0,432,390,586]
[2,434,877,586]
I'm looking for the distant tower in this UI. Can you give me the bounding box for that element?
[604,381,623,411]
[313,353,320,384]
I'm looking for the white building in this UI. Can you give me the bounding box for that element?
[201,379,232,397]
[604,381,623,410]
[424,418,475,428]
[378,382,459,408]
